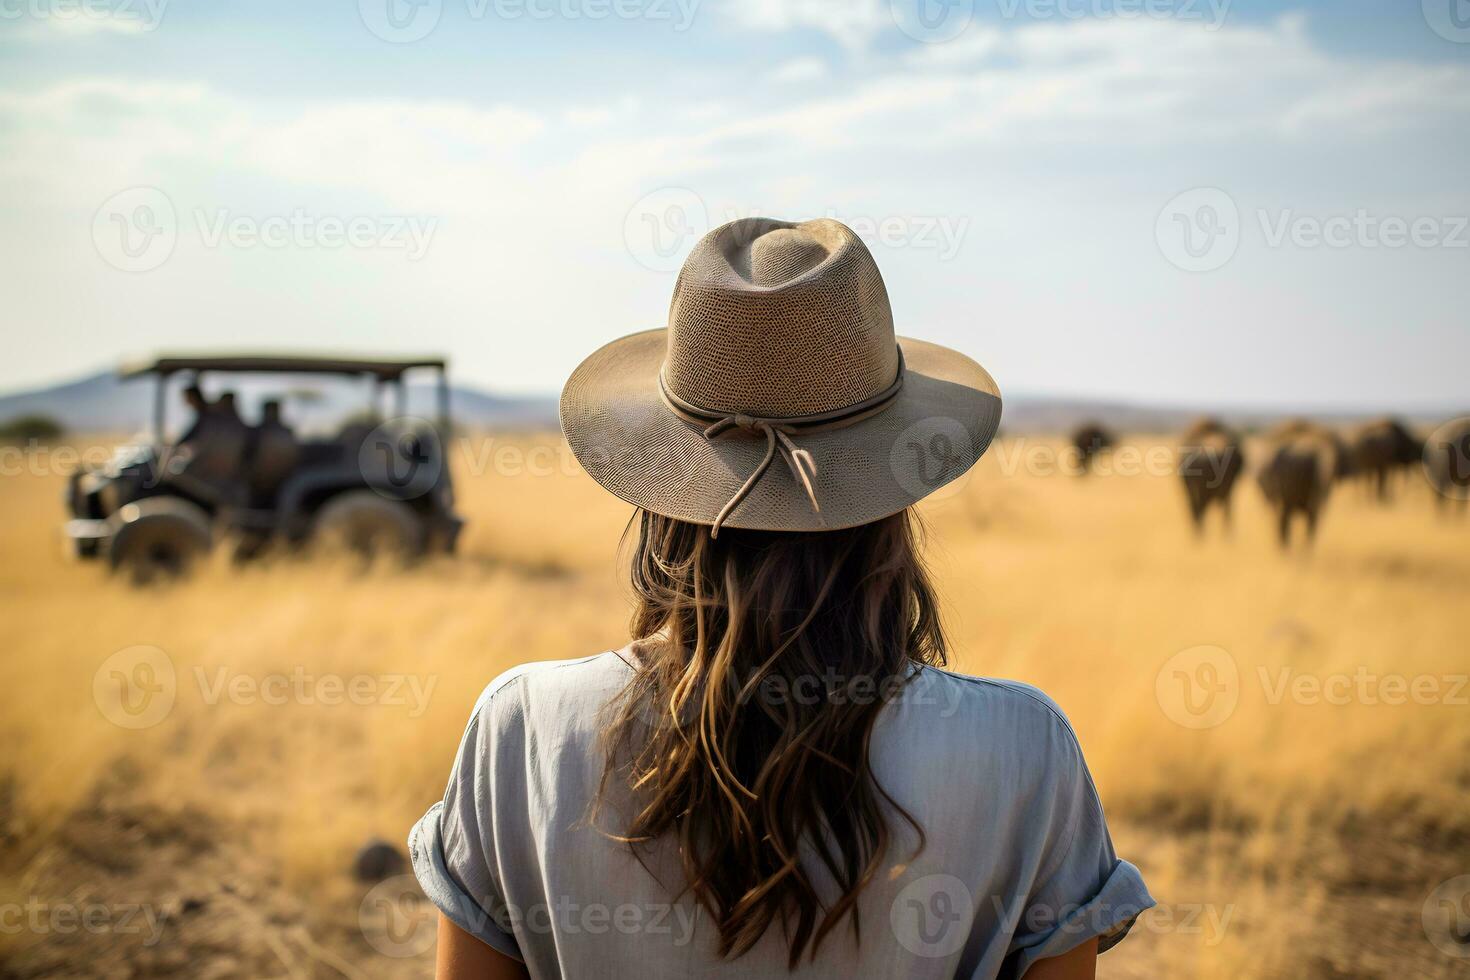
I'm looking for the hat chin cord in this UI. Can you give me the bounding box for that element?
[656,348,906,537]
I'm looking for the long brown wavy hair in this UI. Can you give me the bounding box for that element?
[592,508,948,968]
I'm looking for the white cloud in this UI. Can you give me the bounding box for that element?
[716,0,889,52]
[903,27,1002,68]
[4,16,1467,215]
[4,16,1467,234]
[0,80,548,213]
[770,56,829,84]
[0,79,222,196]
[3,14,1468,400]
[561,96,641,129]
[708,15,1470,153]
[243,101,546,208]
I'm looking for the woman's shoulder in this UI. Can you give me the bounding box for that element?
[462,648,634,734]
[914,664,1077,727]
[475,648,629,700]
[895,665,1089,767]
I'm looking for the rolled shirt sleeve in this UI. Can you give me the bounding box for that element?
[408,685,524,962]
[1004,716,1154,976]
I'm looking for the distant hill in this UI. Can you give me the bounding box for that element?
[998,395,1459,436]
[0,372,153,433]
[999,397,1197,435]
[0,370,561,436]
[0,369,1455,438]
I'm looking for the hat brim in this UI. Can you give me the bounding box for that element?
[559,329,1002,532]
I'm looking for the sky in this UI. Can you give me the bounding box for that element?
[1,0,1468,410]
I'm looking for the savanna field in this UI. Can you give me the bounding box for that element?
[1,432,1467,978]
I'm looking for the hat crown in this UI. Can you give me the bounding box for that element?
[662,218,899,417]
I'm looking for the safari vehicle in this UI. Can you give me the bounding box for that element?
[65,354,464,579]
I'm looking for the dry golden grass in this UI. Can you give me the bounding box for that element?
[1,432,1467,977]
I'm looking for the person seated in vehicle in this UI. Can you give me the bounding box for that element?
[246,399,300,506]
[170,386,249,500]
[335,412,381,452]
[215,391,244,426]
[177,383,211,444]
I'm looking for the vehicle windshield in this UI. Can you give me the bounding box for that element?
[151,370,444,444]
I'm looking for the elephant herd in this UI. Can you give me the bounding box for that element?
[1069,416,1470,549]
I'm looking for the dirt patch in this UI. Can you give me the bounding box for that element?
[0,784,432,980]
[1096,821,1470,978]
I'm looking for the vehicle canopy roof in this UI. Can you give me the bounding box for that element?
[120,353,447,382]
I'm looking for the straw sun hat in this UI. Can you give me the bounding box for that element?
[560,217,1002,536]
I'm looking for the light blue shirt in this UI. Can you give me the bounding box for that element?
[410,650,1153,979]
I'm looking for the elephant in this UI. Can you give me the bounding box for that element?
[1178,417,1244,535]
[1070,422,1115,476]
[1257,421,1342,549]
[1424,418,1470,514]
[1348,417,1423,502]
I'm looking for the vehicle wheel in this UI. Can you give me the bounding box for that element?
[311,491,424,563]
[107,497,213,583]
